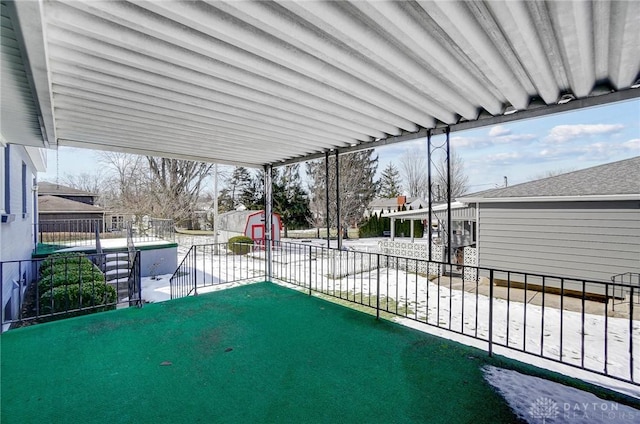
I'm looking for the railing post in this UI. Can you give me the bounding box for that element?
[193,247,198,296]
[376,254,381,320]
[488,269,494,357]
[136,250,142,307]
[308,245,312,296]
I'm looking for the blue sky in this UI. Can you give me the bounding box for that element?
[40,99,639,192]
[376,99,639,191]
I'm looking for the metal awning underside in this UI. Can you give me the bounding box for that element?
[1,0,639,167]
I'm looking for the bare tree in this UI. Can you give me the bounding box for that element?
[97,152,214,229]
[61,171,108,195]
[98,152,150,218]
[146,157,214,227]
[433,150,469,201]
[530,168,576,181]
[399,147,428,198]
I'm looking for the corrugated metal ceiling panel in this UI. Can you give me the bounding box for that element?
[2,0,639,166]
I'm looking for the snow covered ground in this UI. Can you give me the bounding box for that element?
[483,366,638,423]
[144,236,639,398]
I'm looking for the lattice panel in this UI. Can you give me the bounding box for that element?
[463,247,478,282]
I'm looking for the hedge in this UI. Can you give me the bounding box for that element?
[228,236,254,255]
[39,283,116,315]
[39,253,96,278]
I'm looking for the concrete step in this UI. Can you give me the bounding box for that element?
[107,277,130,285]
[106,268,129,277]
[105,260,129,268]
[105,253,129,261]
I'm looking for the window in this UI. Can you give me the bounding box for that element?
[22,162,27,217]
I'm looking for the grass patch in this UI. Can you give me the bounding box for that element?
[320,290,414,318]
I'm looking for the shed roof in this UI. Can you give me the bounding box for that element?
[2,1,638,167]
[38,195,104,213]
[460,156,640,202]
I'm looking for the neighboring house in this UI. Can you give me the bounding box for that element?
[37,182,104,232]
[1,144,46,324]
[381,157,640,287]
[459,156,640,285]
[366,196,426,218]
[38,181,97,205]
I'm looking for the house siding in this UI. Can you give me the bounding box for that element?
[1,145,39,322]
[477,201,640,289]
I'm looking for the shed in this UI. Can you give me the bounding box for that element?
[217,210,282,246]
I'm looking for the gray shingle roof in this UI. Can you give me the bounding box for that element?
[461,156,640,200]
[38,182,96,197]
[38,195,104,213]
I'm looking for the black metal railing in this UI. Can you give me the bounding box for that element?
[35,218,174,253]
[128,250,142,307]
[1,251,142,329]
[170,242,267,299]
[269,241,638,385]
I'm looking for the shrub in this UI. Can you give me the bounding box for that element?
[39,282,116,315]
[38,269,106,293]
[39,253,96,278]
[228,236,254,255]
[38,252,106,300]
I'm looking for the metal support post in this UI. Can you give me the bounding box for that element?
[335,150,341,250]
[446,127,452,264]
[427,130,433,261]
[264,164,273,281]
[325,151,330,249]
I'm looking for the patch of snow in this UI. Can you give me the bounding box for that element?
[482,365,639,423]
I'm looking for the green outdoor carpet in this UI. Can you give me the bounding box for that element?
[0,282,630,423]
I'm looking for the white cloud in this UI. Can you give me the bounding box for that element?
[622,138,640,152]
[544,124,624,143]
[488,125,511,137]
[450,132,535,149]
[483,152,524,165]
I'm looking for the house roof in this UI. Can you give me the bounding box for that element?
[2,1,638,167]
[460,156,640,202]
[38,182,96,197]
[382,201,475,221]
[38,195,103,213]
[369,197,419,208]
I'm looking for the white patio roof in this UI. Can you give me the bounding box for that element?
[2,0,639,168]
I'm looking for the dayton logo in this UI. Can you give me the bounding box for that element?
[529,397,559,423]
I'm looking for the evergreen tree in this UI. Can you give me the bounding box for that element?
[306,150,378,232]
[219,167,253,211]
[378,162,403,198]
[271,165,311,232]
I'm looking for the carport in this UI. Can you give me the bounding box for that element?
[2,0,639,265]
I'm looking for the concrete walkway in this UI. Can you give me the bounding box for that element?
[437,276,639,320]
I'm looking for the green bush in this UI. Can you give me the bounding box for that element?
[38,269,106,293]
[39,282,116,315]
[39,253,95,278]
[38,253,106,299]
[228,236,254,255]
